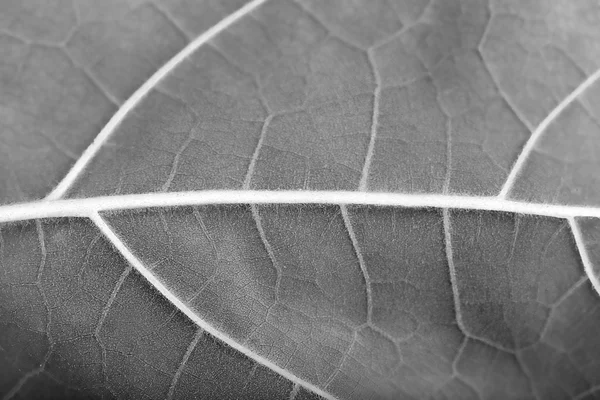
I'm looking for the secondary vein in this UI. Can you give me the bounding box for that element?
[45,0,269,201]
[89,211,336,400]
[569,217,600,296]
[499,68,600,199]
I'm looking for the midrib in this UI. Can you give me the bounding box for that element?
[1,190,599,224]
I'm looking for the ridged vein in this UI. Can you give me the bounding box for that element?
[3,191,600,224]
[569,217,600,296]
[499,68,600,199]
[167,329,204,400]
[340,205,372,323]
[45,0,269,200]
[89,211,336,400]
[358,48,381,191]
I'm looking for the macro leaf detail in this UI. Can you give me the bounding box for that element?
[1,0,600,399]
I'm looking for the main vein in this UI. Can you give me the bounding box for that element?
[20,2,600,397]
[2,190,600,224]
[45,0,269,201]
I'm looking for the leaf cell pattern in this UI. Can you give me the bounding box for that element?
[2,0,600,399]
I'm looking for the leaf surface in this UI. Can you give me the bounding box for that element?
[2,0,600,399]
[0,0,250,203]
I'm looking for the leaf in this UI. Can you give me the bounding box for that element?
[0,0,250,203]
[1,0,600,399]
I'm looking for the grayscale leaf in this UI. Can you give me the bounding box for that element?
[1,1,600,399]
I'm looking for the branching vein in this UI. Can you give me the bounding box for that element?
[358,48,381,191]
[2,368,44,400]
[340,205,372,323]
[443,209,465,333]
[250,204,282,300]
[5,0,599,396]
[499,68,600,199]
[89,211,336,400]
[96,265,132,337]
[162,132,195,192]
[244,115,273,189]
[45,0,269,200]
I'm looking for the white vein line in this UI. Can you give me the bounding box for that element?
[499,68,600,199]
[288,383,301,400]
[95,262,132,387]
[89,212,336,400]
[540,275,588,340]
[250,205,282,300]
[167,329,204,400]
[2,369,43,400]
[451,337,468,375]
[358,49,381,191]
[244,115,273,189]
[443,209,466,333]
[162,132,195,192]
[568,217,600,296]
[4,191,600,224]
[443,209,520,353]
[574,384,600,400]
[45,0,269,201]
[95,265,132,337]
[443,118,452,194]
[340,205,372,323]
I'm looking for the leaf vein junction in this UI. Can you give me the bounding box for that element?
[89,211,337,400]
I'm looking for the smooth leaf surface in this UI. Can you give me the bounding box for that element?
[2,0,600,399]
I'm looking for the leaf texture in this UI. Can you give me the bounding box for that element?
[101,205,600,399]
[56,0,600,202]
[0,218,297,399]
[2,0,600,399]
[0,0,251,204]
